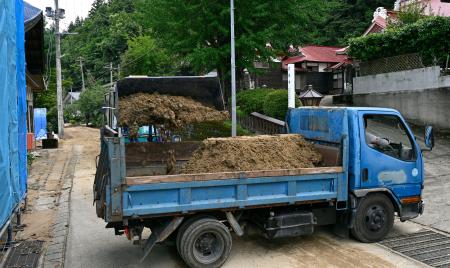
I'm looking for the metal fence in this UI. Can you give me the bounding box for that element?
[238,112,286,135]
[360,53,424,76]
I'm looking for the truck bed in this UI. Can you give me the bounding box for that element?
[119,141,346,218]
[122,165,345,217]
[95,107,350,222]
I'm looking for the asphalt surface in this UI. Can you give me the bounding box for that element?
[414,135,450,233]
[62,126,450,268]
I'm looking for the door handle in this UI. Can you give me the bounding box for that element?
[362,168,369,182]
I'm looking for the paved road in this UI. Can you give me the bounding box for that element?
[414,135,450,233]
[62,126,433,268]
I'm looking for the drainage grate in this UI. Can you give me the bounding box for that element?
[3,240,44,268]
[380,230,450,267]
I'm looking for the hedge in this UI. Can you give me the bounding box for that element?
[236,88,301,120]
[236,88,274,115]
[348,16,450,65]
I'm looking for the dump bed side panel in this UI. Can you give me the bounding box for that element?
[122,172,341,217]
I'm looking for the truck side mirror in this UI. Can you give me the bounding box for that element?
[424,126,434,150]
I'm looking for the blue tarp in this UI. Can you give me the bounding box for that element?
[0,0,26,231]
[17,0,27,202]
[34,108,47,140]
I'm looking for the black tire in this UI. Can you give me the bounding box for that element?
[176,215,214,255]
[178,218,232,268]
[351,194,394,243]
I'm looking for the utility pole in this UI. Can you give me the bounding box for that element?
[109,62,113,85]
[55,0,63,138]
[45,2,66,138]
[78,57,86,92]
[117,64,121,80]
[105,62,114,86]
[230,0,237,137]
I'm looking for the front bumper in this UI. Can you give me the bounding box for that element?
[400,201,424,222]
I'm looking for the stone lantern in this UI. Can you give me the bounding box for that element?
[299,85,323,106]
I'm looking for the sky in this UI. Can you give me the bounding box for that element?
[26,0,95,29]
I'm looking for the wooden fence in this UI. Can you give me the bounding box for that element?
[238,112,286,135]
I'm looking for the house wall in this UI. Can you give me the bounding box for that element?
[246,62,287,89]
[353,66,450,94]
[351,66,450,130]
[400,0,450,16]
[352,88,450,130]
[428,0,450,16]
[298,72,333,94]
[318,63,329,72]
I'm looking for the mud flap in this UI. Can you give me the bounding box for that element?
[333,212,350,239]
[140,217,184,263]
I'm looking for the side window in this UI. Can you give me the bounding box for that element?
[364,114,416,161]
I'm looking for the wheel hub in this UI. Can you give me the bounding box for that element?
[193,231,223,264]
[365,205,386,232]
[196,233,215,255]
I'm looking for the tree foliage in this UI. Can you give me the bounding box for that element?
[393,1,428,27]
[120,35,174,77]
[77,85,106,126]
[60,0,142,88]
[136,0,339,84]
[319,0,394,45]
[348,16,450,65]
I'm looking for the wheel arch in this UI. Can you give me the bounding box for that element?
[352,188,401,214]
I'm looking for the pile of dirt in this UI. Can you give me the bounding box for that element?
[180,134,322,174]
[119,93,229,128]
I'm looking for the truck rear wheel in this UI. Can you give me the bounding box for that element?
[351,194,394,243]
[178,217,232,268]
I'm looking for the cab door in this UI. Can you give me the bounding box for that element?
[358,112,423,199]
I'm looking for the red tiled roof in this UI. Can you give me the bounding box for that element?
[282,45,349,68]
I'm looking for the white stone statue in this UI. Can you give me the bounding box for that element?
[373,7,388,21]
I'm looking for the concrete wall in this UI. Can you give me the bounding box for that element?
[353,66,450,94]
[352,87,450,130]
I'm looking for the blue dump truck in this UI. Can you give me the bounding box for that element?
[94,104,434,268]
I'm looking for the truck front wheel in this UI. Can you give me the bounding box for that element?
[178,217,232,268]
[351,194,394,243]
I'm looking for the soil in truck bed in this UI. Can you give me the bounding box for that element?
[179,134,322,174]
[119,93,229,128]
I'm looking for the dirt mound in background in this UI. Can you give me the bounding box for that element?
[180,134,322,174]
[119,93,229,128]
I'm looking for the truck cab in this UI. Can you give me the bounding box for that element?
[288,107,430,242]
[349,108,425,220]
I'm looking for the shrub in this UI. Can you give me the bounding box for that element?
[263,90,301,119]
[348,16,450,65]
[78,85,106,127]
[46,106,58,133]
[236,88,275,115]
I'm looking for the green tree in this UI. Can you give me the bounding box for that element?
[319,0,394,45]
[393,1,429,27]
[136,0,339,90]
[77,85,106,126]
[348,16,450,65]
[60,0,141,88]
[120,35,174,77]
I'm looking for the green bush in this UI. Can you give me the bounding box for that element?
[78,85,106,127]
[263,90,301,119]
[46,106,58,133]
[236,88,275,115]
[348,16,450,65]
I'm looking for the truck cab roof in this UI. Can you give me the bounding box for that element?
[295,106,400,114]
